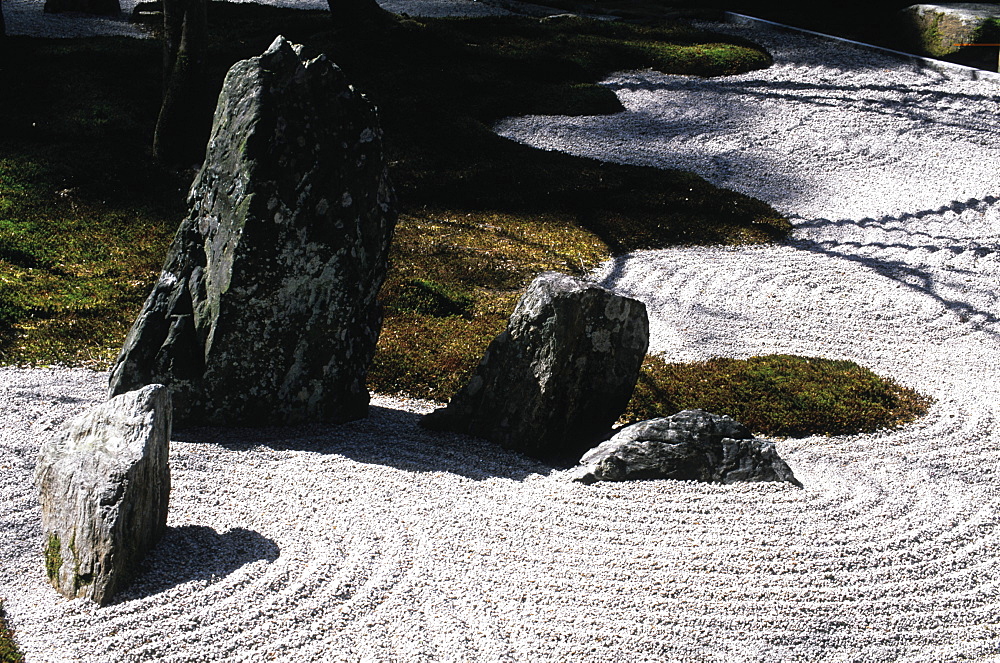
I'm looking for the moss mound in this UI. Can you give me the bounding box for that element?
[625,354,932,437]
[0,602,23,663]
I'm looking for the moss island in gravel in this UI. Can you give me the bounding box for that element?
[627,355,931,437]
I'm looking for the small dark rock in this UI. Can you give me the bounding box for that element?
[571,409,802,487]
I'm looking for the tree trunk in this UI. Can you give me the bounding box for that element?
[161,0,185,97]
[153,0,209,166]
[327,0,392,25]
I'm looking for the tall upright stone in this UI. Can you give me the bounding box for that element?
[422,272,649,460]
[35,385,171,605]
[109,36,397,426]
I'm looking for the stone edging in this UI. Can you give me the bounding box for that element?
[723,11,1000,84]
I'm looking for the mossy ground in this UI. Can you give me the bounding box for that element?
[0,35,188,366]
[0,2,926,440]
[0,3,782,369]
[626,355,931,437]
[0,602,22,663]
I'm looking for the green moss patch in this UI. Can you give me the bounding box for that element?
[0,601,24,663]
[371,312,507,402]
[434,14,773,82]
[44,533,61,582]
[391,279,475,319]
[625,354,931,437]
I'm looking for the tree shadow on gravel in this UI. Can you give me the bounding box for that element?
[113,525,280,604]
[9,390,90,406]
[172,405,555,482]
[793,196,1000,229]
[789,197,1000,335]
[596,196,1000,347]
[552,73,997,211]
[605,76,998,135]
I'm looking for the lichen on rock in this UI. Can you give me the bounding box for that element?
[109,36,397,427]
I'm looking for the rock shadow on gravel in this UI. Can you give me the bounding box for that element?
[112,525,280,603]
[172,405,554,482]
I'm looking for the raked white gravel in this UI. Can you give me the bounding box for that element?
[2,12,1000,663]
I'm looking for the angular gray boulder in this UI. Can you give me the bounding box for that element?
[108,36,397,426]
[571,409,801,487]
[898,3,1000,57]
[35,385,171,605]
[422,272,649,460]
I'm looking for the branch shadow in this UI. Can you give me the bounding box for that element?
[608,74,997,166]
[792,195,1000,229]
[788,200,1000,333]
[114,525,280,604]
[595,195,1000,347]
[606,75,995,135]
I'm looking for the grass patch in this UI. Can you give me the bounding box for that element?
[0,602,23,663]
[625,354,932,437]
